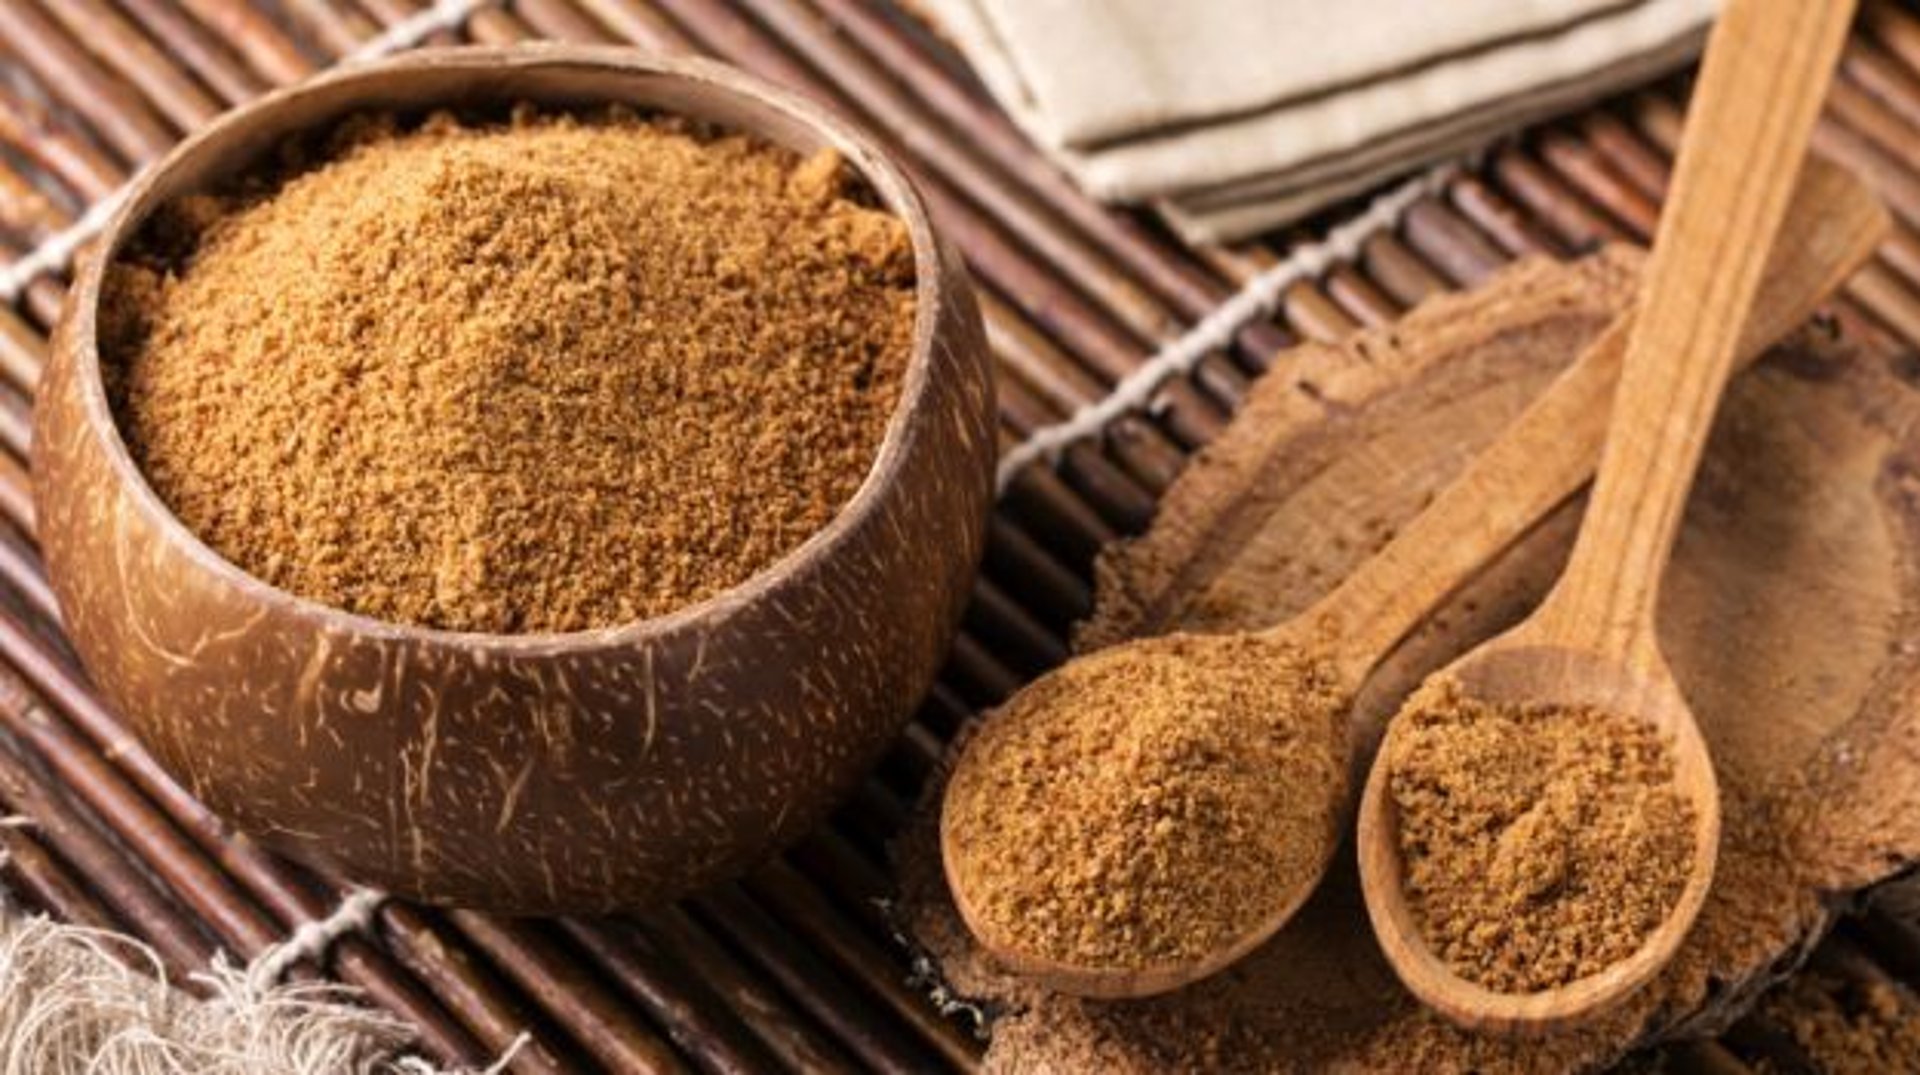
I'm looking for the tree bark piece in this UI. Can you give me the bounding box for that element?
[901,250,1920,1071]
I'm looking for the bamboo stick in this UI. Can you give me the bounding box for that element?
[463,5,540,46]
[1,271,68,338]
[0,171,73,247]
[635,907,853,1071]
[982,516,1093,628]
[1447,174,1563,258]
[786,830,896,938]
[0,532,59,637]
[570,0,695,51]
[980,293,1189,506]
[0,81,122,203]
[1845,261,1920,343]
[0,803,125,934]
[998,464,1122,563]
[1813,930,1913,992]
[1536,126,1661,239]
[689,886,938,1074]
[1013,438,1157,545]
[0,2,178,162]
[1632,90,1688,155]
[39,0,224,131]
[967,495,1103,633]
[1491,146,1628,250]
[378,903,574,1075]
[985,375,1057,441]
[1402,199,1508,286]
[115,0,270,105]
[0,383,33,461]
[1865,0,1920,77]
[1323,263,1407,326]
[282,0,380,56]
[1276,280,1364,343]
[976,293,1107,412]
[353,0,527,47]
[886,722,950,785]
[1814,117,1920,227]
[0,453,34,540]
[916,678,979,740]
[885,720,947,784]
[448,912,691,1075]
[746,861,983,1071]
[962,575,1069,674]
[176,0,319,85]
[0,306,46,403]
[0,674,218,978]
[1360,232,1450,305]
[558,917,782,1075]
[513,0,620,42]
[938,632,1023,707]
[1847,35,1920,130]
[1880,224,1920,289]
[1832,68,1920,158]
[1577,108,1673,201]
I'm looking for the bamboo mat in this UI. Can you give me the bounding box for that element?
[2,1,1920,1072]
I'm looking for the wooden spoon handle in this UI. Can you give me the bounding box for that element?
[1303,156,1884,683]
[1517,0,1856,670]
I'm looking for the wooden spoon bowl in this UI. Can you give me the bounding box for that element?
[940,630,1350,1000]
[1356,645,1721,1034]
[33,45,997,913]
[1357,0,1856,1033]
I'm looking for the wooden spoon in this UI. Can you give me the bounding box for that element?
[940,151,1884,998]
[1354,0,1858,1035]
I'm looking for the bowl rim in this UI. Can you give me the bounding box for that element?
[61,43,960,656]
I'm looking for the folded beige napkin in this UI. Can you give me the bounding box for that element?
[925,0,1716,241]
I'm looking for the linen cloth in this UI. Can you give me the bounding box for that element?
[923,0,1717,241]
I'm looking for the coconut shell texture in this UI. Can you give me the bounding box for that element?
[34,49,997,913]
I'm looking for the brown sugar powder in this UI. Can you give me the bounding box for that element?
[1386,677,1695,993]
[1757,969,1920,1074]
[941,634,1347,970]
[101,106,913,633]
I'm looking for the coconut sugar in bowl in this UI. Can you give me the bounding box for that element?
[33,47,995,913]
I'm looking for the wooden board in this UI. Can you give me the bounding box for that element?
[903,251,1920,1071]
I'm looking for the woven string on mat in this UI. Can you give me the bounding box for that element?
[993,159,1461,492]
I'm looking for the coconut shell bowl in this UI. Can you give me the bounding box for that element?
[32,46,996,914]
